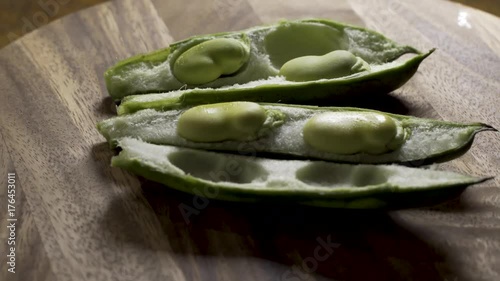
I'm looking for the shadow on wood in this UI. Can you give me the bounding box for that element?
[98,179,466,281]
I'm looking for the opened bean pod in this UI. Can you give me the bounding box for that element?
[97,102,493,164]
[112,138,489,209]
[105,19,433,103]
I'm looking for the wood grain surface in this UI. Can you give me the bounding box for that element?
[2,0,499,49]
[0,0,106,48]
[0,0,499,280]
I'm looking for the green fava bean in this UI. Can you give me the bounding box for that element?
[111,138,490,209]
[177,102,267,142]
[303,112,404,154]
[105,19,433,102]
[173,38,250,85]
[279,50,370,82]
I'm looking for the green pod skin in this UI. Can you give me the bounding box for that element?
[111,138,490,209]
[115,48,430,115]
[97,103,496,165]
[105,18,432,101]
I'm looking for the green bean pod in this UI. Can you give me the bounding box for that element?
[105,19,433,102]
[97,103,495,165]
[112,138,490,209]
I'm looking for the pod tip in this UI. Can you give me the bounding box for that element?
[423,48,436,58]
[479,123,498,132]
[479,176,495,183]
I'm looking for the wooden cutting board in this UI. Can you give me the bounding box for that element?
[1,0,499,280]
